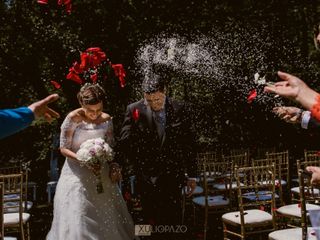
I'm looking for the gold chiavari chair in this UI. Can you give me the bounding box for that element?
[1,174,30,240]
[278,159,320,229]
[0,166,33,213]
[0,183,16,240]
[197,151,221,164]
[266,151,289,188]
[230,148,250,159]
[251,158,284,207]
[222,153,249,167]
[304,150,320,162]
[291,159,320,203]
[192,161,233,240]
[268,169,318,240]
[222,164,277,240]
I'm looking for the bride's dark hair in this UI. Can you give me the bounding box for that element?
[77,83,106,105]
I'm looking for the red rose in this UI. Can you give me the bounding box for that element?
[132,108,140,121]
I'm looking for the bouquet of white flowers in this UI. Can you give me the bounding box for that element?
[76,137,113,193]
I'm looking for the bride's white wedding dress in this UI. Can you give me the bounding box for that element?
[47,116,136,240]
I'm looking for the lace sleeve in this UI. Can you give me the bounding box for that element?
[60,115,79,149]
[105,119,115,148]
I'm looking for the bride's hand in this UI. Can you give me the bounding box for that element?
[109,163,122,183]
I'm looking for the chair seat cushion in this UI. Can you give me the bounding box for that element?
[182,186,203,195]
[291,187,320,195]
[268,227,317,240]
[242,190,279,201]
[4,212,30,225]
[277,204,320,218]
[4,201,33,213]
[260,179,287,186]
[213,182,243,189]
[3,194,20,201]
[193,195,230,207]
[222,209,272,226]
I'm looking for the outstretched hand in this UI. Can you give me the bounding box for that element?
[272,106,302,124]
[305,166,320,185]
[264,71,305,100]
[264,71,318,110]
[28,94,60,123]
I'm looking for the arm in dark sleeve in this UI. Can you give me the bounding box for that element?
[0,107,35,139]
[307,116,320,129]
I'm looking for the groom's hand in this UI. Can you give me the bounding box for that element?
[109,163,122,183]
[186,179,196,197]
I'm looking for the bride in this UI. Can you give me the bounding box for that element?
[47,83,136,240]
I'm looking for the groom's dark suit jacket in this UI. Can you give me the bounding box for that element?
[118,97,196,182]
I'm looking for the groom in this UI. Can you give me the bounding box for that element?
[117,73,196,234]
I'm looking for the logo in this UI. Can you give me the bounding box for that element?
[134,225,188,236]
[135,225,152,236]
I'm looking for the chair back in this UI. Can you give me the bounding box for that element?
[266,150,289,183]
[223,153,249,168]
[197,151,221,164]
[201,161,233,198]
[230,148,250,158]
[236,164,277,228]
[0,174,24,226]
[0,167,29,211]
[253,157,286,206]
[305,154,320,162]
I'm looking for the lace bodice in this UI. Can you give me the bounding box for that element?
[60,115,114,152]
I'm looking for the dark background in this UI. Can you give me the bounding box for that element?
[1,0,320,212]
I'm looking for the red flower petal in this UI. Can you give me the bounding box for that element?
[112,64,126,88]
[80,52,90,70]
[132,108,140,121]
[72,62,83,74]
[86,47,102,53]
[90,73,98,83]
[66,71,82,84]
[50,80,61,89]
[37,0,48,4]
[316,151,320,156]
[247,89,257,103]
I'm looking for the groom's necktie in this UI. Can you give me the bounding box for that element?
[153,109,166,140]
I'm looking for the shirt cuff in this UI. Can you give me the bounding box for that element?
[301,111,311,129]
